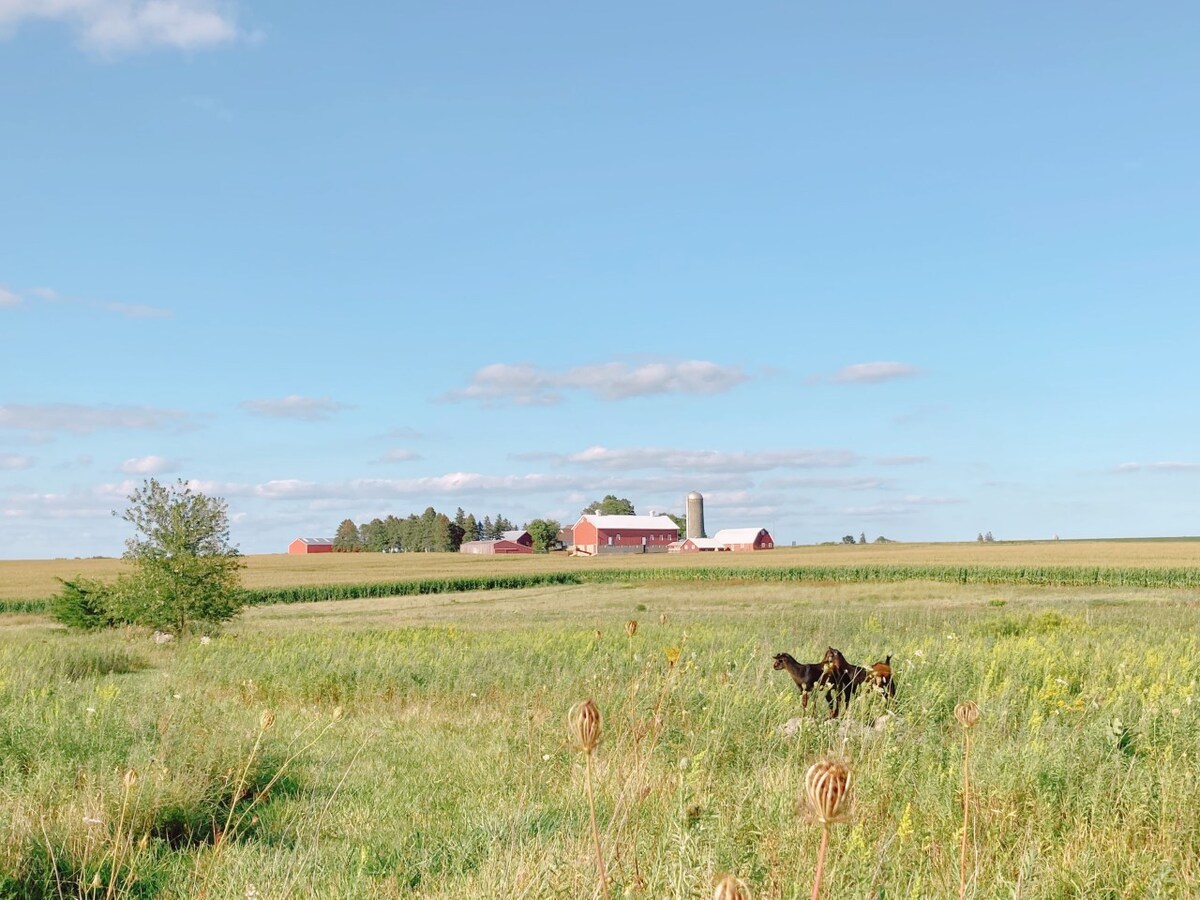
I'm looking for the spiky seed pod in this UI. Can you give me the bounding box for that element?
[332,706,344,721]
[568,699,602,754]
[260,709,276,731]
[659,612,668,625]
[713,873,752,900]
[665,646,682,668]
[626,619,638,638]
[122,768,138,790]
[804,760,852,825]
[954,701,980,729]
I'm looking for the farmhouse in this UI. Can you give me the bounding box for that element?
[571,514,679,555]
[288,537,333,555]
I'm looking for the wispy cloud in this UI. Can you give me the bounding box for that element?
[0,453,34,470]
[442,360,750,406]
[1115,461,1200,473]
[370,449,422,465]
[551,445,859,473]
[817,361,924,385]
[240,396,353,422]
[12,284,172,318]
[0,403,194,436]
[119,455,177,475]
[0,0,245,53]
[0,285,19,308]
[760,475,887,490]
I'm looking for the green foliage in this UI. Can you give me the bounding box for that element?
[50,577,119,630]
[525,518,562,552]
[115,478,245,633]
[582,494,636,516]
[333,518,363,551]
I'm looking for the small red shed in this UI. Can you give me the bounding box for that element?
[289,537,334,555]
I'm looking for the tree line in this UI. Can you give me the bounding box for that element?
[330,495,664,554]
[332,507,565,553]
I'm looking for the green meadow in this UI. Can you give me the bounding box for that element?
[3,573,1199,898]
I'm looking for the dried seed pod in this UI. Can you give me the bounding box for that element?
[625,619,638,638]
[804,760,852,825]
[260,709,276,731]
[567,699,602,754]
[713,873,751,900]
[954,700,980,729]
[659,612,668,625]
[122,768,138,790]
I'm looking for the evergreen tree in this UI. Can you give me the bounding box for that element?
[463,513,479,543]
[333,518,363,551]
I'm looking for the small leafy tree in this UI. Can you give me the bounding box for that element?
[115,478,244,633]
[841,534,856,544]
[526,518,562,552]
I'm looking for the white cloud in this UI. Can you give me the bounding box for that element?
[0,286,20,308]
[0,0,244,53]
[442,359,750,406]
[827,362,924,385]
[119,455,176,475]
[559,446,859,472]
[1115,462,1200,473]
[0,403,194,435]
[0,454,34,470]
[240,395,353,422]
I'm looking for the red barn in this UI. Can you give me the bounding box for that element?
[289,537,333,555]
[711,528,775,551]
[571,514,679,555]
[667,537,725,553]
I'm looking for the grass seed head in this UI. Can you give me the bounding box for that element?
[713,873,751,900]
[805,759,852,825]
[659,612,668,625]
[567,699,602,754]
[122,768,138,790]
[954,700,981,729]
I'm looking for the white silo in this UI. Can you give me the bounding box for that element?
[686,491,706,539]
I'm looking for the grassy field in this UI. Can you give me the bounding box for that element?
[4,538,1200,601]
[3,576,1199,898]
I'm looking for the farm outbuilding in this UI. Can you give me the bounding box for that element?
[667,537,726,553]
[288,537,333,555]
[711,527,775,551]
[500,529,533,547]
[571,514,679,556]
[460,538,533,555]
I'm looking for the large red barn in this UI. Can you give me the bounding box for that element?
[571,514,679,555]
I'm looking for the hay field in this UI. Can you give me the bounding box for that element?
[4,538,1200,601]
[3,579,1199,897]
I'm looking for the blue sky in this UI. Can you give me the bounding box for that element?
[2,1,1198,558]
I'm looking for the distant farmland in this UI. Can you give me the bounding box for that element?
[3,538,1199,604]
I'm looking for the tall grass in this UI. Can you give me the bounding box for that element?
[2,581,1198,896]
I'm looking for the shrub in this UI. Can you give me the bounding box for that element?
[49,578,120,631]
